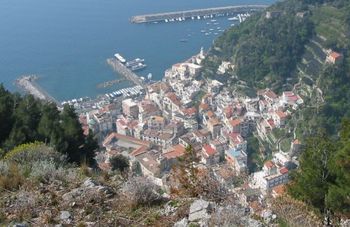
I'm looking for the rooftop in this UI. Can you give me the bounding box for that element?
[164,144,186,159]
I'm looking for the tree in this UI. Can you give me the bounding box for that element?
[110,155,130,173]
[288,132,335,211]
[0,84,14,145]
[326,120,350,217]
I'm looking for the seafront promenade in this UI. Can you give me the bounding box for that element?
[131,5,268,23]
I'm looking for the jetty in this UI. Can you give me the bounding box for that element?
[15,75,60,106]
[131,5,268,23]
[106,58,145,88]
[97,78,126,89]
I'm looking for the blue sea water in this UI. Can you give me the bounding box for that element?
[0,0,275,101]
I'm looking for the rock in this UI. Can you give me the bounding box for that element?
[12,223,28,227]
[85,222,96,227]
[188,199,212,222]
[190,199,210,214]
[174,218,188,227]
[60,211,71,220]
[82,178,97,188]
[62,188,84,201]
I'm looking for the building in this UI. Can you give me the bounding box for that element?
[122,99,139,119]
[252,160,289,192]
[226,147,248,173]
[147,116,165,130]
[201,144,221,165]
[272,111,288,128]
[207,118,222,139]
[326,51,343,64]
[265,11,281,19]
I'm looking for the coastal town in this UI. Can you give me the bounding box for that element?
[69,47,311,221]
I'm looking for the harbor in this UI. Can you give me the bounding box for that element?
[15,75,60,106]
[130,5,267,24]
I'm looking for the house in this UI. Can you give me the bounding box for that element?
[252,160,289,193]
[326,51,343,64]
[273,111,288,128]
[147,116,165,130]
[238,188,262,207]
[122,99,139,119]
[207,80,223,94]
[226,147,248,174]
[207,117,222,139]
[161,144,187,171]
[265,11,281,19]
[133,149,163,186]
[259,89,278,104]
[138,100,161,123]
[163,92,182,116]
[201,144,221,165]
[192,129,211,144]
[227,132,247,152]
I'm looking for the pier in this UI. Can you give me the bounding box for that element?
[131,5,268,23]
[106,58,145,88]
[15,75,60,106]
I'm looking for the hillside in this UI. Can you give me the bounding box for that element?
[202,0,350,221]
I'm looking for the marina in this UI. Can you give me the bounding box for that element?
[130,5,267,24]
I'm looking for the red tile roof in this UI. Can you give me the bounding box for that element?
[164,144,186,159]
[330,51,341,59]
[264,160,275,169]
[166,92,182,106]
[276,111,287,119]
[264,90,278,99]
[280,167,289,174]
[203,144,217,156]
[199,103,209,111]
[182,107,197,116]
[230,119,241,127]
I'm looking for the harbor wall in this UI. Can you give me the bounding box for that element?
[131,5,268,23]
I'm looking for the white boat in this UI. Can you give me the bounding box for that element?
[210,19,217,22]
[191,16,195,20]
[165,19,168,22]
[197,16,200,19]
[114,53,126,63]
[201,30,206,33]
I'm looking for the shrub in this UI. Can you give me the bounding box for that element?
[110,155,130,173]
[0,162,24,191]
[123,177,164,207]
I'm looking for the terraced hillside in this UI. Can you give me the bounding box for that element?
[203,0,350,135]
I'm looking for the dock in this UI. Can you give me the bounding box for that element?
[106,58,145,88]
[15,75,60,106]
[131,5,268,23]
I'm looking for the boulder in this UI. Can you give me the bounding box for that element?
[188,199,212,222]
[60,211,71,220]
[174,218,188,227]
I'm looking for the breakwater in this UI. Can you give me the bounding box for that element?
[131,5,268,23]
[15,75,60,106]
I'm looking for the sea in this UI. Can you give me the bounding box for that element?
[0,0,275,101]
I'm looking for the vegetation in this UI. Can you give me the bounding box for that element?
[204,0,313,90]
[288,120,350,219]
[201,0,350,220]
[0,85,98,165]
[110,154,130,173]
